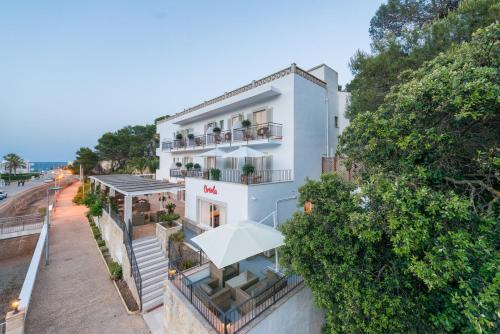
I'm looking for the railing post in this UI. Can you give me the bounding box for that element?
[199,250,202,265]
[190,283,193,303]
[224,314,228,334]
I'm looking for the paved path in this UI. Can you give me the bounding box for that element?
[25,182,150,334]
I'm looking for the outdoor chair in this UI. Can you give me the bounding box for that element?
[234,270,287,315]
[209,262,239,287]
[194,283,232,313]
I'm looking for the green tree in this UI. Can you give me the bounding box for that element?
[281,24,499,333]
[74,147,99,176]
[3,153,26,175]
[346,0,499,119]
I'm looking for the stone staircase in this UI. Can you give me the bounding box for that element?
[132,236,169,311]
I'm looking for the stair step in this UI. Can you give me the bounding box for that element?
[136,250,164,263]
[141,266,169,282]
[138,255,168,269]
[142,295,163,312]
[139,260,169,275]
[133,240,159,252]
[142,280,165,295]
[135,245,162,258]
[132,236,156,247]
[142,287,164,303]
[142,272,168,288]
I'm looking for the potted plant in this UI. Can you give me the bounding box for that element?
[241,164,255,184]
[176,133,183,140]
[213,127,222,143]
[185,162,194,170]
[159,212,180,228]
[241,119,252,142]
[166,202,176,214]
[175,162,182,169]
[210,168,221,181]
[193,163,201,170]
[187,133,194,139]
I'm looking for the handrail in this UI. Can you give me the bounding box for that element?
[123,222,142,310]
[18,217,48,311]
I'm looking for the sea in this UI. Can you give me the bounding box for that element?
[30,162,68,172]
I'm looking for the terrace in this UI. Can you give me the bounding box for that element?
[167,222,303,334]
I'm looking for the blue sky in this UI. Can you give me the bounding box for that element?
[0,0,384,161]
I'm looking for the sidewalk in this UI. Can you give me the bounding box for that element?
[25,182,150,334]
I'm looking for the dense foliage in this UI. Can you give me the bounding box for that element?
[281,18,499,334]
[346,0,499,119]
[70,147,99,176]
[95,124,157,172]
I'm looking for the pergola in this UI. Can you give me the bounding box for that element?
[89,174,183,228]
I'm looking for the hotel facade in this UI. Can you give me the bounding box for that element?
[156,63,349,230]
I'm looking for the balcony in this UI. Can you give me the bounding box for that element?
[170,168,292,185]
[161,122,283,152]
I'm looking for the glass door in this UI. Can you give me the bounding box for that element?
[198,199,226,228]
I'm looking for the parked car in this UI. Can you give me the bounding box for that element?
[0,191,7,200]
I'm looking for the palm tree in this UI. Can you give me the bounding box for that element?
[3,153,26,181]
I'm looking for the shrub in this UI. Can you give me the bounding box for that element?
[159,212,180,226]
[242,164,255,175]
[185,162,194,170]
[179,259,196,270]
[175,133,183,140]
[210,168,221,181]
[166,202,176,214]
[242,119,251,128]
[108,261,122,280]
[38,207,47,218]
[187,133,194,139]
[175,162,182,168]
[88,201,103,217]
[97,239,105,247]
[169,231,184,243]
[193,163,201,170]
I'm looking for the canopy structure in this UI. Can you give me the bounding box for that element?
[191,221,284,269]
[197,148,227,158]
[89,174,181,196]
[222,146,266,159]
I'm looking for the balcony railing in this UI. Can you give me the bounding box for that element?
[170,168,292,184]
[161,122,283,152]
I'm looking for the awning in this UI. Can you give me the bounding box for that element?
[191,221,284,269]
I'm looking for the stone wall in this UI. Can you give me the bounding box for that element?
[97,211,124,265]
[121,243,141,305]
[0,234,39,261]
[163,280,218,334]
[156,222,182,256]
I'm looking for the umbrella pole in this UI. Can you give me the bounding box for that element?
[275,248,279,273]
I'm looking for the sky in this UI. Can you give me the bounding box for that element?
[0,0,384,162]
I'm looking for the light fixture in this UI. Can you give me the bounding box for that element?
[11,298,20,314]
[168,268,177,280]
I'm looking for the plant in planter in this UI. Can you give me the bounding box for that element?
[166,202,176,214]
[213,127,222,143]
[108,261,123,281]
[187,133,195,140]
[175,162,182,169]
[241,119,252,142]
[193,163,201,170]
[185,162,194,170]
[175,133,183,140]
[241,164,255,184]
[159,212,180,227]
[242,164,255,175]
[210,168,221,181]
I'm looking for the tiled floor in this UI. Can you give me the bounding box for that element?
[143,307,163,334]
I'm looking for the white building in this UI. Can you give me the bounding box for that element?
[155,63,349,334]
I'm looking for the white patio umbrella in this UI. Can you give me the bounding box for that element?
[197,148,226,169]
[191,221,284,269]
[222,146,266,159]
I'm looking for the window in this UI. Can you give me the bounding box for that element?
[230,114,243,128]
[198,199,226,228]
[253,110,267,125]
[334,116,339,128]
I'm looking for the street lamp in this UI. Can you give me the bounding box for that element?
[45,186,62,265]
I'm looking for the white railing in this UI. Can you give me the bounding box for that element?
[18,217,48,312]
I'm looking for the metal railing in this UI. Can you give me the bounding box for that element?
[0,214,44,235]
[123,222,142,310]
[103,205,125,231]
[173,168,292,185]
[0,321,5,334]
[161,123,283,152]
[232,122,283,143]
[169,253,303,334]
